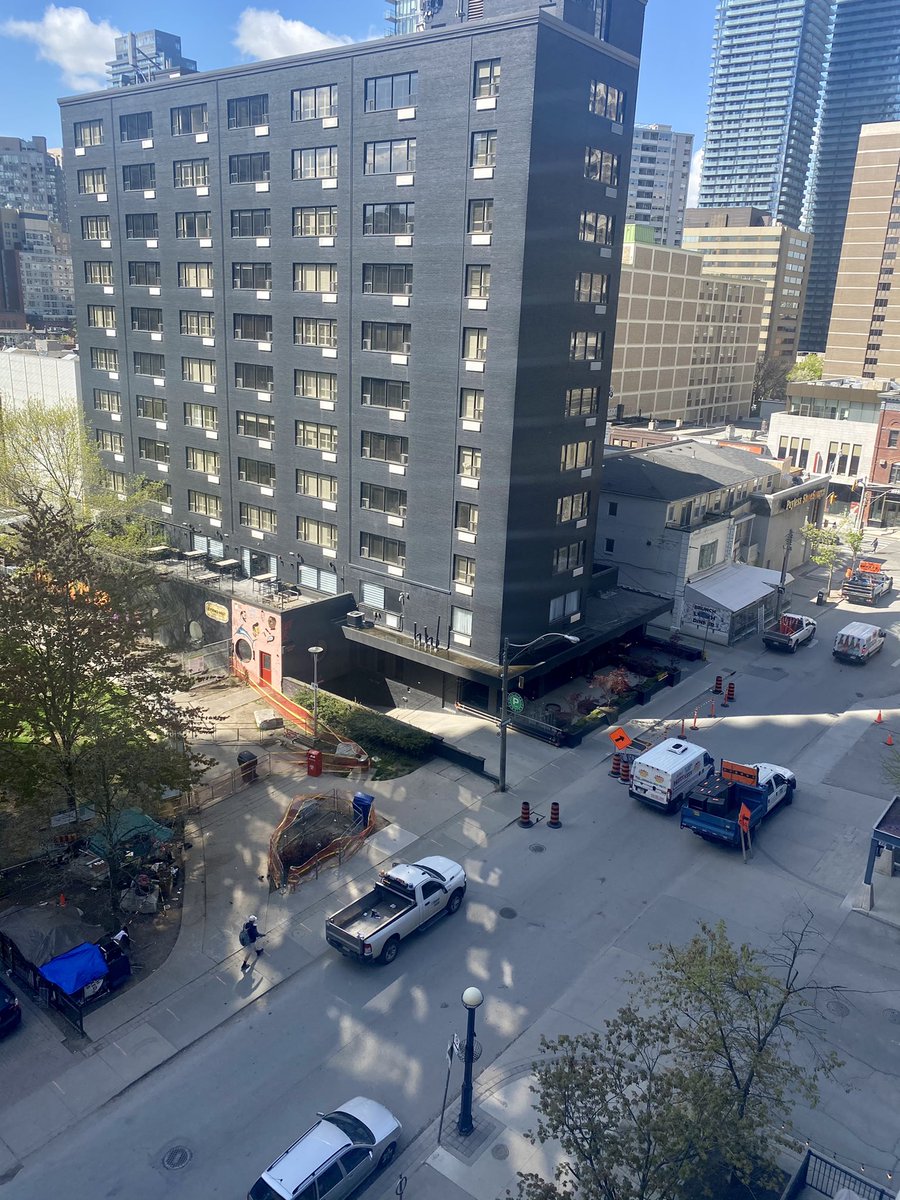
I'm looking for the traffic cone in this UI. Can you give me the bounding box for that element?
[519,801,534,828]
[709,701,716,718]
[58,893,66,907]
[609,752,621,778]
[713,675,723,694]
[620,757,631,785]
[726,681,736,705]
[887,732,894,747]
[679,716,686,738]
[548,801,561,829]
[691,708,699,730]
[876,710,883,724]
[722,689,729,708]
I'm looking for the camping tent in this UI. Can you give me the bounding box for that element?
[86,808,175,858]
[0,905,104,967]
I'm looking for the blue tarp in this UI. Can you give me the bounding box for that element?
[39,942,108,996]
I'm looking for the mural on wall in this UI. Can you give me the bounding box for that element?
[682,600,730,638]
[231,602,283,692]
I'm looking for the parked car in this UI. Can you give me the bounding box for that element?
[832,622,887,664]
[0,977,22,1036]
[841,564,893,605]
[680,762,796,847]
[629,738,715,813]
[761,613,817,653]
[249,1097,401,1200]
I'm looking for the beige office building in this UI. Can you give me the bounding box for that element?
[824,122,900,383]
[611,225,764,424]
[683,208,812,362]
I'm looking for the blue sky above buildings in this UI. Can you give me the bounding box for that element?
[0,1,718,161]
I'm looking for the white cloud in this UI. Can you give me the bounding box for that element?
[687,146,704,208]
[234,8,353,60]
[0,5,121,92]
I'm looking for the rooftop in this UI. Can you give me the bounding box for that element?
[599,440,781,502]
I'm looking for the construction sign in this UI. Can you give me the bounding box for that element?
[857,560,883,574]
[738,804,752,833]
[608,726,633,751]
[722,761,759,787]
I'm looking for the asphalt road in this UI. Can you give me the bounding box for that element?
[6,586,900,1197]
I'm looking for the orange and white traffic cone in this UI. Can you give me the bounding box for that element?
[887,732,894,747]
[876,710,883,724]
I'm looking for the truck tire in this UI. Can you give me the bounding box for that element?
[790,643,798,654]
[380,937,400,965]
[378,1143,397,1169]
[785,783,794,805]
[447,889,465,915]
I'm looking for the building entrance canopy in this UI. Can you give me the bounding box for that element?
[686,563,791,613]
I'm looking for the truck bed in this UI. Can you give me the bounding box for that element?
[329,884,414,940]
[680,777,764,846]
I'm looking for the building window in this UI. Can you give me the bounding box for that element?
[603,538,614,554]
[238,457,275,487]
[553,541,586,573]
[236,410,273,438]
[579,210,614,246]
[230,153,270,184]
[77,168,107,195]
[360,532,406,568]
[177,262,213,288]
[584,147,619,185]
[234,312,272,342]
[361,321,410,353]
[74,118,104,148]
[295,318,337,349]
[453,555,476,587]
[361,431,408,464]
[298,517,337,549]
[293,206,337,237]
[575,272,609,304]
[295,421,337,451]
[133,351,165,377]
[171,104,208,136]
[125,213,158,240]
[474,59,501,98]
[186,402,219,430]
[228,94,268,129]
[589,80,625,121]
[188,490,222,519]
[463,328,488,361]
[131,306,163,332]
[557,492,590,523]
[607,501,618,516]
[294,370,337,402]
[364,138,416,175]
[470,130,497,169]
[565,387,599,417]
[459,388,484,422]
[129,260,160,287]
[465,265,491,300]
[561,441,594,471]
[97,429,124,454]
[90,347,119,372]
[120,112,152,142]
[291,84,338,121]
[890,464,900,484]
[104,470,127,496]
[889,430,899,449]
[360,482,407,516]
[362,263,413,295]
[468,199,493,234]
[363,202,414,236]
[365,72,418,112]
[298,470,337,500]
[123,163,155,191]
[570,330,604,362]
[82,215,110,240]
[698,541,717,570]
[173,158,209,188]
[549,589,581,622]
[87,304,116,329]
[180,310,215,338]
[139,437,169,464]
[458,446,481,478]
[451,607,473,637]
[294,262,338,293]
[236,362,274,392]
[293,146,338,180]
[240,503,277,533]
[93,388,121,413]
[849,444,862,477]
[362,377,409,409]
[455,502,479,534]
[231,208,271,238]
[182,357,216,385]
[186,446,220,474]
[175,211,212,239]
[136,394,167,421]
[233,261,272,290]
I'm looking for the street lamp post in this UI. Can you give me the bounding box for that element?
[457,985,484,1136]
[308,645,324,739]
[498,633,580,792]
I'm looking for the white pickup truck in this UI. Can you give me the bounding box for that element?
[325,857,466,964]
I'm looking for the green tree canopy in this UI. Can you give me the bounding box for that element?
[787,353,824,383]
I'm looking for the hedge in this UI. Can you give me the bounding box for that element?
[293,685,434,759]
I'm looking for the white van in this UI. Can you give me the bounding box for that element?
[629,738,715,813]
[832,622,886,664]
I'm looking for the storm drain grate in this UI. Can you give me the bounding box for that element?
[162,1147,193,1171]
[826,999,850,1019]
[529,843,546,853]
[499,906,517,919]
[884,1008,900,1024]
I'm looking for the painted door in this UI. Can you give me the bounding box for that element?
[259,651,272,684]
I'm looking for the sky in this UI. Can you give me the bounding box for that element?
[0,1,718,195]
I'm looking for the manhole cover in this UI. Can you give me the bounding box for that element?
[827,999,850,1019]
[884,1008,900,1024]
[492,1143,510,1160]
[499,906,517,919]
[162,1146,193,1171]
[529,843,546,853]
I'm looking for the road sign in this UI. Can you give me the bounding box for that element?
[446,1039,455,1068]
[507,692,525,714]
[738,803,752,833]
[858,560,883,573]
[608,726,632,750]
[722,760,759,787]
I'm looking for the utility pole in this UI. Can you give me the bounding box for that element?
[779,529,793,590]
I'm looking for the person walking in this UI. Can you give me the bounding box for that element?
[872,537,879,553]
[240,915,266,970]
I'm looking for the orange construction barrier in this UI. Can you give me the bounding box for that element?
[548,801,561,829]
[713,675,723,694]
[620,757,631,784]
[609,753,622,778]
[726,681,735,705]
[519,801,534,828]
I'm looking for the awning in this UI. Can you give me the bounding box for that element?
[686,564,792,612]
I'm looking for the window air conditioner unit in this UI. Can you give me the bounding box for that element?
[401,342,411,353]
[403,282,413,294]
[362,339,372,350]
[363,282,374,293]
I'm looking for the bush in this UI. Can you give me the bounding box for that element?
[293,685,434,759]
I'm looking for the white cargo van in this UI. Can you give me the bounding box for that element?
[629,738,715,813]
[832,622,886,664]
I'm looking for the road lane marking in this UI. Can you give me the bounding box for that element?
[892,657,900,667]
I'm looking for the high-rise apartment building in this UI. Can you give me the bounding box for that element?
[697,0,831,229]
[107,30,197,89]
[625,123,693,246]
[683,207,812,362]
[822,122,900,381]
[0,136,67,228]
[800,0,900,352]
[61,0,648,706]
[386,0,423,36]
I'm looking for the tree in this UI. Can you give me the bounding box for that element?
[0,501,213,815]
[838,518,865,569]
[752,357,789,409]
[802,521,841,593]
[787,353,824,383]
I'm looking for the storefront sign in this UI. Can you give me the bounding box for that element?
[204,600,230,624]
[783,488,825,512]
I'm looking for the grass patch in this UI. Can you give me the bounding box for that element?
[294,685,434,773]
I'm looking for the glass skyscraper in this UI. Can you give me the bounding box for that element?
[800,0,900,351]
[698,0,831,229]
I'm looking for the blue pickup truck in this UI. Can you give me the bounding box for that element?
[680,763,796,847]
